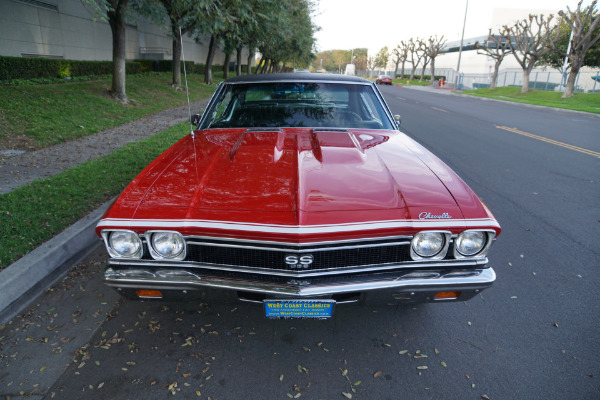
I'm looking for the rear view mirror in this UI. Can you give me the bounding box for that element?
[394,114,402,127]
[191,114,201,126]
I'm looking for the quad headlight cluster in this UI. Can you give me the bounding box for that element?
[410,230,494,261]
[101,230,186,261]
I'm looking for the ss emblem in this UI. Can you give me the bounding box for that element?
[285,254,314,269]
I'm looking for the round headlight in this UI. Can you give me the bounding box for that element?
[412,232,445,258]
[455,231,486,256]
[108,231,142,258]
[151,232,185,259]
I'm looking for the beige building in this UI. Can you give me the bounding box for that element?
[0,0,242,66]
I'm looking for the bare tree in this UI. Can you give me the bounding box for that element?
[406,38,420,81]
[555,0,600,97]
[425,35,446,84]
[504,14,562,93]
[391,46,401,78]
[366,56,375,77]
[397,41,409,78]
[417,39,431,81]
[475,29,512,89]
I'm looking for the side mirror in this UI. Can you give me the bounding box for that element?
[191,114,201,127]
[394,114,402,127]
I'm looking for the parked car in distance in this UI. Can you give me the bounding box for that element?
[376,74,393,85]
[96,73,500,319]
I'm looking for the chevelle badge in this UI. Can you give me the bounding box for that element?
[418,212,453,220]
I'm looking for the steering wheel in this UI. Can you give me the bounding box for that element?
[338,110,362,122]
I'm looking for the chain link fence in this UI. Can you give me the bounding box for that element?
[454,68,600,93]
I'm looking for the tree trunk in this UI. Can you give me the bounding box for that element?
[400,61,405,79]
[490,59,502,90]
[107,0,128,103]
[409,65,416,81]
[204,35,217,84]
[563,66,579,98]
[223,52,230,80]
[171,29,182,87]
[259,58,266,73]
[247,50,255,74]
[420,60,428,81]
[429,58,436,85]
[521,64,534,93]
[236,47,242,76]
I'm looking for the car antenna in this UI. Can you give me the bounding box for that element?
[180,27,194,137]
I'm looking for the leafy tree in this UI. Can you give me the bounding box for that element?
[159,0,219,87]
[83,0,132,102]
[351,48,368,75]
[314,49,366,72]
[503,14,562,93]
[475,29,512,89]
[235,0,282,75]
[549,1,600,97]
[199,0,259,84]
[374,47,390,73]
[259,0,317,73]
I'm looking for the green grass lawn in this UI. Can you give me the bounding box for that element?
[0,122,189,269]
[0,72,224,269]
[461,87,600,114]
[0,72,220,149]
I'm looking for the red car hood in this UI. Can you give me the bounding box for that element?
[99,128,498,240]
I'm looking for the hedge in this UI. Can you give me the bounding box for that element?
[0,56,225,82]
[0,56,148,80]
[395,74,447,81]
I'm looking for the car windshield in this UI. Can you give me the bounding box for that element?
[199,82,394,130]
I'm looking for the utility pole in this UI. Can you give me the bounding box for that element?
[455,0,469,90]
[558,28,574,92]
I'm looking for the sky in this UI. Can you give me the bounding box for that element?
[313,0,587,55]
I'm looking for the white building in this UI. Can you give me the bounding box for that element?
[0,0,243,67]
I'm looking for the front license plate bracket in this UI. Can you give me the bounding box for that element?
[264,299,335,319]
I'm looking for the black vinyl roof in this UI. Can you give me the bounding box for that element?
[225,73,371,84]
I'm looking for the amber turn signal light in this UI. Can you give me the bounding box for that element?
[136,290,163,299]
[434,291,461,300]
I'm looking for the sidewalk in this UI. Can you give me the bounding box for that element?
[0,98,209,323]
[399,84,456,95]
[0,98,210,194]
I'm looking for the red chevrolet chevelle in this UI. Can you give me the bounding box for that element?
[96,73,500,318]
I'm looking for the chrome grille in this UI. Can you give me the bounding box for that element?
[182,237,413,272]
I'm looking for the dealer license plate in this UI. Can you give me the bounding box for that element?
[264,300,335,319]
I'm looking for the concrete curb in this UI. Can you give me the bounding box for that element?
[0,199,114,324]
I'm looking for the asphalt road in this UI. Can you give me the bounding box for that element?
[1,87,598,400]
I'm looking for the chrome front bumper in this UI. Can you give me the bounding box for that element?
[104,265,496,302]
